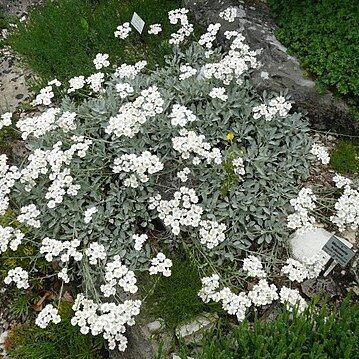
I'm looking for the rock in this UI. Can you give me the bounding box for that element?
[147,319,164,334]
[175,313,218,344]
[301,277,341,299]
[289,228,332,261]
[184,0,359,135]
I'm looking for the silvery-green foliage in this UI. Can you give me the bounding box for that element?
[11,42,311,293]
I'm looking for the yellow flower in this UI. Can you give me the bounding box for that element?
[226,133,234,140]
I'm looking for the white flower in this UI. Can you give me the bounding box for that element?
[58,268,70,283]
[114,22,132,39]
[279,287,307,313]
[113,151,163,188]
[17,204,41,228]
[133,234,147,251]
[310,143,330,165]
[219,7,238,22]
[253,96,292,121]
[169,104,196,127]
[0,112,12,130]
[31,85,54,106]
[209,87,228,101]
[247,279,278,306]
[168,8,194,45]
[48,79,62,87]
[149,252,172,277]
[179,64,197,80]
[86,242,107,265]
[0,226,24,254]
[233,157,245,176]
[333,174,352,189]
[35,304,61,328]
[93,53,110,70]
[4,267,29,289]
[115,83,134,98]
[242,255,267,278]
[84,207,98,224]
[177,167,190,182]
[68,76,85,93]
[199,220,227,249]
[199,23,221,49]
[86,72,105,93]
[148,24,162,35]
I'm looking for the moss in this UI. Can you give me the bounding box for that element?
[146,253,218,330]
[330,139,359,173]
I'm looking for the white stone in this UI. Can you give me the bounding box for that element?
[290,228,353,261]
[147,320,163,334]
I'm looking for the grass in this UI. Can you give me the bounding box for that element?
[145,252,218,330]
[8,0,183,84]
[268,0,359,116]
[177,297,359,358]
[330,139,359,173]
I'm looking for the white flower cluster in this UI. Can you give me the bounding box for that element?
[114,22,132,39]
[133,233,147,251]
[84,207,98,224]
[202,33,258,85]
[219,7,238,22]
[114,60,147,79]
[40,237,83,263]
[35,304,61,328]
[247,279,279,306]
[113,151,164,188]
[252,96,292,121]
[233,157,245,176]
[198,274,251,322]
[0,154,20,215]
[93,53,110,70]
[48,78,62,87]
[199,23,221,49]
[101,255,138,297]
[279,287,307,313]
[115,83,134,99]
[86,72,105,93]
[281,252,328,283]
[333,174,351,189]
[31,85,54,106]
[4,267,29,289]
[224,30,239,40]
[0,226,24,254]
[168,8,194,45]
[199,220,227,249]
[177,167,190,182]
[179,64,197,80]
[149,187,203,235]
[209,87,228,101]
[71,294,141,351]
[68,75,85,93]
[85,242,107,265]
[106,86,164,138]
[16,108,60,139]
[310,143,330,165]
[148,24,162,35]
[58,268,70,283]
[172,129,222,165]
[242,255,267,278]
[330,185,359,232]
[0,112,12,130]
[17,108,76,138]
[17,204,41,228]
[149,252,172,277]
[287,188,317,234]
[169,104,197,127]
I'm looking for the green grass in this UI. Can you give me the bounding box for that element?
[330,139,359,173]
[268,0,359,114]
[178,298,359,359]
[7,302,105,359]
[8,0,183,84]
[146,253,218,330]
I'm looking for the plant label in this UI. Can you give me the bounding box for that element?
[322,235,356,267]
[131,12,145,34]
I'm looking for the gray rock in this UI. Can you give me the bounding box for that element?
[184,0,359,135]
[301,277,341,299]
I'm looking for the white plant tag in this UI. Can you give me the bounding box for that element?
[131,12,145,34]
